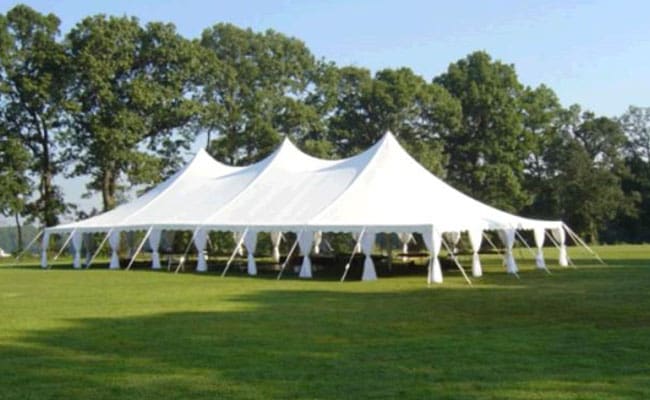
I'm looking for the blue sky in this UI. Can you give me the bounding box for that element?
[1,0,649,219]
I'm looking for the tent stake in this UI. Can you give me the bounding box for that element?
[14,229,43,264]
[341,228,366,282]
[175,228,199,274]
[277,231,302,280]
[126,227,153,271]
[86,230,112,269]
[221,227,249,277]
[53,230,75,261]
[440,237,472,286]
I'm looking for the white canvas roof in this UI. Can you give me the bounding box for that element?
[46,132,562,235]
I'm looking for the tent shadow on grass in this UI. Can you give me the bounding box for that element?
[1,267,649,400]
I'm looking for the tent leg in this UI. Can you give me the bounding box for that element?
[86,230,112,269]
[441,238,472,286]
[515,230,551,275]
[341,228,365,282]
[545,231,576,268]
[126,227,153,271]
[14,229,43,264]
[277,231,302,280]
[175,228,199,274]
[221,227,249,278]
[563,224,606,265]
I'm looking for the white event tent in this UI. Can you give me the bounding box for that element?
[42,132,585,283]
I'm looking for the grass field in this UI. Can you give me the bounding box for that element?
[1,245,649,399]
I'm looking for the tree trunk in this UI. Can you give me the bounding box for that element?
[102,169,117,211]
[14,212,23,252]
[589,221,599,245]
[39,122,58,227]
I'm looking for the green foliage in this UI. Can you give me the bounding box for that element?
[64,15,200,210]
[0,134,30,217]
[0,5,647,245]
[435,51,532,212]
[606,107,650,242]
[324,66,461,175]
[0,4,70,226]
[198,23,318,165]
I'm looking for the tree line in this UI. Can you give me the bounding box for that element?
[1,4,648,247]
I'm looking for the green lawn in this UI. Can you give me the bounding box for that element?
[1,245,649,399]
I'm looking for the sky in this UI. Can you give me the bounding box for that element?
[1,0,649,222]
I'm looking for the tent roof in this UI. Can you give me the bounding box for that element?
[47,132,562,235]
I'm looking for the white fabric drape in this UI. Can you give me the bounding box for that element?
[193,229,209,272]
[298,230,314,278]
[243,230,258,276]
[108,230,121,269]
[423,228,443,284]
[398,232,412,255]
[467,228,483,278]
[533,227,546,270]
[148,229,162,269]
[360,231,377,281]
[71,231,83,269]
[270,231,282,262]
[552,227,569,267]
[233,231,245,256]
[40,232,50,269]
[313,231,322,255]
[503,229,518,274]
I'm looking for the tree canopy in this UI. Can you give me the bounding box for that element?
[0,4,647,244]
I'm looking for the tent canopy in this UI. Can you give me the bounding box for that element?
[47,132,562,235]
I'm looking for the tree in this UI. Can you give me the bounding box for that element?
[609,106,650,242]
[0,132,31,251]
[325,66,462,175]
[197,23,318,165]
[519,84,564,218]
[0,5,69,226]
[434,51,533,212]
[545,107,633,242]
[620,106,650,162]
[65,15,200,211]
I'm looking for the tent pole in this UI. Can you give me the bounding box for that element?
[440,237,472,286]
[516,230,551,275]
[126,227,153,271]
[277,231,302,280]
[482,232,502,255]
[545,231,576,268]
[341,228,366,282]
[86,229,112,269]
[175,227,199,274]
[514,230,537,258]
[53,230,76,261]
[14,229,43,263]
[221,227,249,278]
[563,223,606,265]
